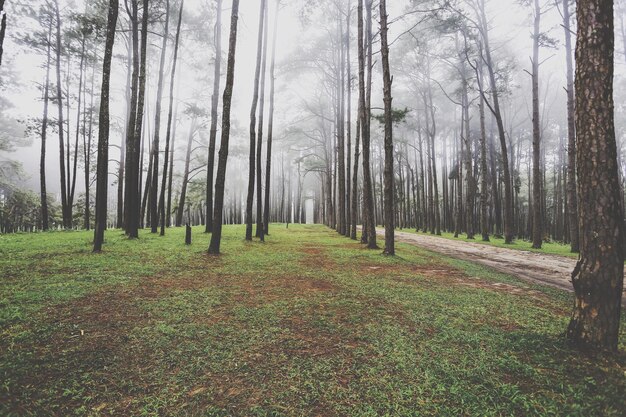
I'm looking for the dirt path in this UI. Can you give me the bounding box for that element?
[376,228,626,303]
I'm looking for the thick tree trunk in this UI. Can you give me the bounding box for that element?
[209,0,240,254]
[159,0,183,236]
[93,0,118,252]
[123,0,139,233]
[379,0,394,255]
[567,0,623,352]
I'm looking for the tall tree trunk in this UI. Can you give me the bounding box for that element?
[205,0,222,233]
[209,0,240,254]
[54,0,70,228]
[477,46,489,242]
[93,0,118,252]
[531,0,543,249]
[245,0,267,241]
[123,0,139,233]
[159,0,183,235]
[351,119,361,240]
[256,0,269,242]
[567,0,623,351]
[379,0,394,255]
[359,0,376,248]
[118,32,133,228]
[68,36,86,218]
[263,0,278,235]
[336,5,346,236]
[345,1,352,237]
[40,20,53,231]
[563,0,579,253]
[477,0,514,243]
[149,0,171,233]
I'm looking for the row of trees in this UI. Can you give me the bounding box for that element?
[0,0,622,351]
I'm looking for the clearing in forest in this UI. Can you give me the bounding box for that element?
[1,225,624,416]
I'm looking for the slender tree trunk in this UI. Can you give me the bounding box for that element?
[93,0,118,252]
[379,0,394,255]
[531,0,543,249]
[209,0,240,254]
[245,0,267,241]
[159,0,183,235]
[84,59,96,230]
[167,104,177,227]
[477,47,490,242]
[478,0,514,243]
[256,1,270,242]
[360,0,376,248]
[176,121,195,227]
[563,0,579,253]
[40,20,53,231]
[0,0,6,67]
[205,0,222,233]
[149,0,170,233]
[68,36,86,217]
[567,0,623,351]
[54,0,70,228]
[263,1,278,235]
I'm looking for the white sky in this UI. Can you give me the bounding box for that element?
[1,0,625,195]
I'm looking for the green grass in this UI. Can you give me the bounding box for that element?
[1,224,624,416]
[396,228,578,258]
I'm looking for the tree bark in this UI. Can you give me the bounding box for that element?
[40,19,53,231]
[567,0,623,352]
[159,0,183,236]
[93,0,118,252]
[255,0,269,242]
[359,0,376,248]
[209,0,240,254]
[531,0,542,249]
[263,0,278,236]
[54,0,70,228]
[563,0,579,253]
[205,0,222,233]
[149,0,170,233]
[379,0,394,255]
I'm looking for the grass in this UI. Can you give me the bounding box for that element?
[396,228,578,258]
[1,224,624,416]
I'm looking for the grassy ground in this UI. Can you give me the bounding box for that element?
[396,228,577,258]
[1,224,624,416]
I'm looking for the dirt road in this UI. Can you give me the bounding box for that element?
[377,229,626,303]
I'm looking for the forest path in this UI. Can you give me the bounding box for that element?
[377,228,626,304]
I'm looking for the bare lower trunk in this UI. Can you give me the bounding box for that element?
[209,0,240,254]
[567,0,623,352]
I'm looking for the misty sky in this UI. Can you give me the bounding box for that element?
[1,0,625,197]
